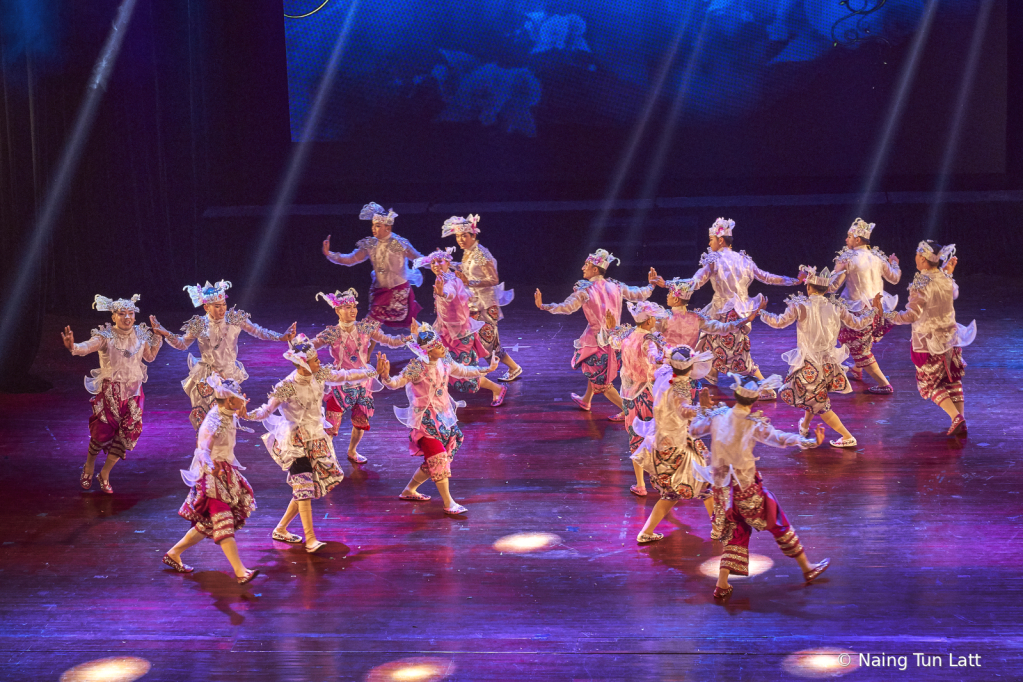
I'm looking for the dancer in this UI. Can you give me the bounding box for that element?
[164,376,259,584]
[444,214,523,382]
[419,247,507,406]
[534,249,659,418]
[311,288,412,463]
[150,280,295,430]
[631,346,717,543]
[62,294,163,494]
[243,335,377,552]
[598,301,668,496]
[322,202,424,329]
[759,266,881,448]
[674,218,800,396]
[376,324,500,516]
[689,377,828,600]
[828,218,901,394]
[888,241,975,435]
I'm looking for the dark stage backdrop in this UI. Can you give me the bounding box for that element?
[283,0,1008,187]
[0,0,1021,389]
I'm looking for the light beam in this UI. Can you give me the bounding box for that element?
[241,0,359,308]
[0,0,139,361]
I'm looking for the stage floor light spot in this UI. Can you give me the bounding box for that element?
[60,657,151,682]
[782,649,859,678]
[492,532,563,553]
[698,554,774,579]
[366,657,453,682]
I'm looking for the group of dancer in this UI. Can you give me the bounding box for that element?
[63,207,974,597]
[534,216,974,598]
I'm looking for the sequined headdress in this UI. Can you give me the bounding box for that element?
[93,294,140,313]
[184,280,231,307]
[283,333,318,371]
[360,202,397,226]
[407,322,445,360]
[799,265,834,288]
[666,278,696,301]
[441,214,480,238]
[667,345,715,373]
[413,247,456,269]
[627,300,669,324]
[728,372,782,399]
[917,241,956,265]
[585,249,620,270]
[848,218,875,240]
[316,289,358,308]
[709,217,734,238]
[207,374,244,400]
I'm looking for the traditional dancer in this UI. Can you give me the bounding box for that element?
[689,377,828,600]
[759,266,881,448]
[243,335,377,553]
[828,218,902,394]
[631,346,717,543]
[164,376,259,584]
[150,280,295,430]
[598,301,668,496]
[62,294,163,494]
[534,249,659,418]
[444,214,523,382]
[376,324,500,516]
[311,288,412,463]
[418,247,507,406]
[888,241,975,435]
[323,202,424,329]
[674,218,800,397]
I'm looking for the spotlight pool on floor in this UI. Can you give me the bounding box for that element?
[366,657,454,682]
[698,553,774,579]
[782,649,859,678]
[492,532,563,553]
[60,657,151,682]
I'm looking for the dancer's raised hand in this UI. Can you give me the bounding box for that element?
[61,326,74,351]
[322,235,332,256]
[375,352,390,379]
[148,315,170,337]
[889,253,899,266]
[282,322,297,343]
[487,354,501,373]
[648,267,663,286]
[943,256,958,275]
[698,387,715,409]
[534,289,544,309]
[872,293,883,312]
[433,275,445,296]
[604,310,616,331]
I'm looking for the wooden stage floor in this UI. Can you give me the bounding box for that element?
[1,287,1020,681]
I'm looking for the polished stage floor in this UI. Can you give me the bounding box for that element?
[1,284,1020,681]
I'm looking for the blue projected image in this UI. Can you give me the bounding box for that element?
[282,0,1004,181]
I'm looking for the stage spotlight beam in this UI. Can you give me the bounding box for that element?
[241,0,359,308]
[925,0,995,237]
[585,11,692,252]
[0,0,139,361]
[856,0,939,216]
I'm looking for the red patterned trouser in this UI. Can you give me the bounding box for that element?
[713,474,804,576]
[88,380,144,457]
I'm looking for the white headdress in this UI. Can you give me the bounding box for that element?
[585,249,620,270]
[360,202,397,226]
[184,280,231,307]
[665,278,696,301]
[92,294,140,313]
[316,288,358,308]
[848,218,875,240]
[283,334,318,372]
[407,322,445,361]
[667,345,715,379]
[917,241,956,265]
[799,265,834,288]
[709,217,734,238]
[728,372,783,399]
[413,247,456,269]
[441,214,480,238]
[627,300,669,324]
[206,374,244,400]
